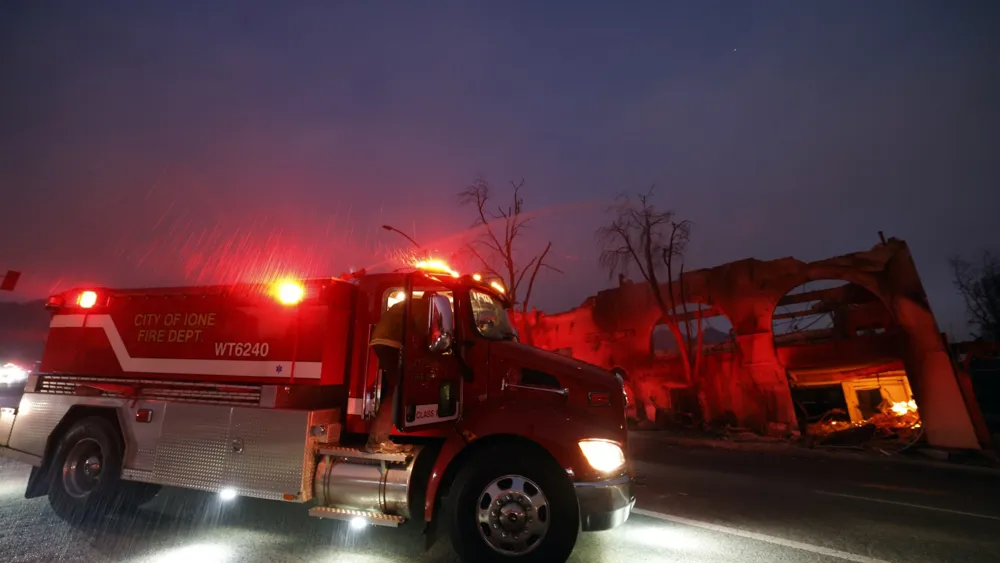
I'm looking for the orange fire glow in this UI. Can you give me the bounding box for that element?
[890,399,918,416]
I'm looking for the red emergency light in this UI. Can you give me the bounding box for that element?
[46,289,107,310]
[273,280,305,306]
[78,291,99,309]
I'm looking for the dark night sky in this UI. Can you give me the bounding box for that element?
[1,1,998,335]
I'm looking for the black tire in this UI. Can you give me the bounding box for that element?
[445,444,579,563]
[47,416,128,523]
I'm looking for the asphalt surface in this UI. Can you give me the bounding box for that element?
[1,385,999,563]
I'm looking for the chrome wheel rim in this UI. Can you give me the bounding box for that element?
[61,438,103,499]
[476,474,550,555]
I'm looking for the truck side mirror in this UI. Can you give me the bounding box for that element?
[427,294,454,354]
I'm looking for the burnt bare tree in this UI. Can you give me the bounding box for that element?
[596,188,701,385]
[458,176,561,314]
[950,251,1000,340]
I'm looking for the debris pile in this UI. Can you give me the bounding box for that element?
[808,399,922,449]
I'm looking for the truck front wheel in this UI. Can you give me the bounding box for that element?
[445,445,579,563]
[47,416,138,523]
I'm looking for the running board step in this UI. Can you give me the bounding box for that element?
[309,506,405,528]
[315,444,411,464]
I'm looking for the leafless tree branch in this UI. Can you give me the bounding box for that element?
[464,240,505,282]
[950,251,1000,340]
[521,242,554,314]
[458,176,561,313]
[596,187,701,388]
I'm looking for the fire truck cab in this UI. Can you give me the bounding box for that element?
[0,261,634,562]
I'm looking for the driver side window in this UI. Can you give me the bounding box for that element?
[383,288,455,319]
[470,290,503,339]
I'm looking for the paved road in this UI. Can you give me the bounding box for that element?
[1,394,998,562]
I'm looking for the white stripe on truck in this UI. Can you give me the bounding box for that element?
[50,314,322,379]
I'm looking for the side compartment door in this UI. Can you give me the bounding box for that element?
[152,403,231,488]
[397,290,463,431]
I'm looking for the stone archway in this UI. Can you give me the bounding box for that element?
[521,239,985,448]
[770,277,910,438]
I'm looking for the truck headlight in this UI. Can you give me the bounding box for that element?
[578,439,626,473]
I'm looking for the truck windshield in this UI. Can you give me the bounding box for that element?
[470,289,517,341]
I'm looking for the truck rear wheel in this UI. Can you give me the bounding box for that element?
[445,445,579,563]
[47,416,137,523]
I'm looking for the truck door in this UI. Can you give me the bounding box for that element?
[395,286,463,431]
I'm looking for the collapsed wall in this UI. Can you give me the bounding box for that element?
[514,238,987,450]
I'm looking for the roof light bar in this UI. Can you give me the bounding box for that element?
[414,259,459,278]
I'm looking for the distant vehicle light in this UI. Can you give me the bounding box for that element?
[490,281,505,294]
[78,291,99,309]
[0,363,28,383]
[275,281,305,305]
[414,259,459,278]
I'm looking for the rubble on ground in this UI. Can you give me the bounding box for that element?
[639,399,923,453]
[806,400,922,451]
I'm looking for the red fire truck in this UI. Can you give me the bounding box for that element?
[0,260,634,562]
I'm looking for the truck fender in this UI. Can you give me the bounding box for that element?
[421,429,580,523]
[423,433,466,522]
[24,404,126,499]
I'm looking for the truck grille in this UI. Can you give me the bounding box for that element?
[36,374,262,406]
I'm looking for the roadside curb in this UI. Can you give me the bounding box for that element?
[628,431,1000,476]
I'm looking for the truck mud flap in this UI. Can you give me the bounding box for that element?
[25,466,50,499]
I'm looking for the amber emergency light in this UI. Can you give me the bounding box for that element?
[414,259,460,278]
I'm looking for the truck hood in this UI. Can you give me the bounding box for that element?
[491,340,618,393]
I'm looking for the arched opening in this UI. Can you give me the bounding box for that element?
[772,280,920,443]
[771,279,891,344]
[651,303,735,358]
[646,304,737,427]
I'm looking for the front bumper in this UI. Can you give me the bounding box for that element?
[575,474,635,532]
